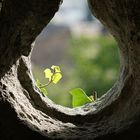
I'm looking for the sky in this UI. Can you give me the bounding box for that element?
[51,0,90,25]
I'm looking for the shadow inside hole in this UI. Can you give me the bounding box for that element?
[31,0,120,108]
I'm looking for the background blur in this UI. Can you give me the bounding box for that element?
[31,0,120,107]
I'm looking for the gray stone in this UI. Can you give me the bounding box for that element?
[0,0,140,139]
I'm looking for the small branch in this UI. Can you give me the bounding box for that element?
[39,81,52,88]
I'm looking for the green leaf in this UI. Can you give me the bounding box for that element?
[44,68,53,81]
[40,88,48,96]
[36,79,48,96]
[36,79,42,87]
[52,73,62,84]
[70,88,92,107]
[51,65,61,73]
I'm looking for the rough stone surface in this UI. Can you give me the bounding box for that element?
[0,0,140,139]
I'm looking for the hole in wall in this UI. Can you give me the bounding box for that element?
[31,0,120,108]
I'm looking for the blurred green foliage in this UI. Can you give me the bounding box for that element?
[32,35,120,107]
[69,35,120,97]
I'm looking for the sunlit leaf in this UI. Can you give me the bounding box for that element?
[41,88,48,96]
[70,88,92,107]
[36,79,42,87]
[51,65,61,73]
[52,73,62,84]
[36,79,48,96]
[44,68,53,81]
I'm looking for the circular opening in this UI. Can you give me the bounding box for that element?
[31,0,120,108]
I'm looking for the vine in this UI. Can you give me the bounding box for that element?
[36,65,97,107]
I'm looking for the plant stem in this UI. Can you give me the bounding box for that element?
[93,91,97,100]
[39,80,52,88]
[39,69,55,88]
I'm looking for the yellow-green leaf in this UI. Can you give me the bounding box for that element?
[70,88,92,107]
[41,88,48,96]
[36,79,42,87]
[36,79,48,96]
[44,68,53,81]
[52,73,62,84]
[51,65,61,73]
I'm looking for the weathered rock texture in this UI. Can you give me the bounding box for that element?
[0,0,140,139]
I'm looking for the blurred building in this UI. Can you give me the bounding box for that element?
[31,24,71,67]
[31,0,105,67]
